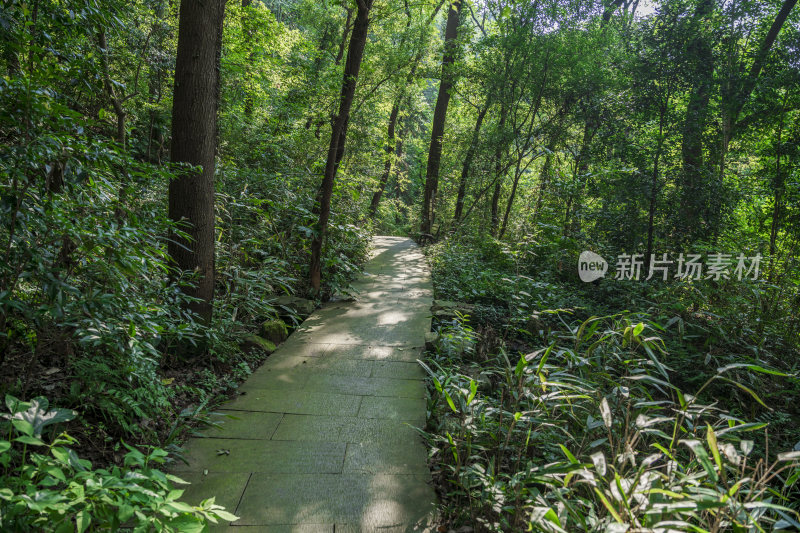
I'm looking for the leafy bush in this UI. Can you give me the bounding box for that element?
[422,314,800,531]
[0,395,236,532]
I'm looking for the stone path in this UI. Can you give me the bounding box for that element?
[178,236,436,532]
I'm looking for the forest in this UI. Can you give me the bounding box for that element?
[1,0,800,530]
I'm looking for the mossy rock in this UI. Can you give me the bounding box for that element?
[424,332,439,352]
[260,319,288,344]
[275,295,316,318]
[241,335,276,355]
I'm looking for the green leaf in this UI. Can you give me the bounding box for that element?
[594,487,624,523]
[706,425,722,470]
[165,501,196,513]
[682,439,718,483]
[14,435,46,446]
[443,390,457,413]
[76,510,91,533]
[467,379,477,405]
[559,444,579,464]
[716,376,771,410]
[6,397,77,437]
[165,515,205,533]
[12,419,34,436]
[213,509,240,522]
[0,441,10,454]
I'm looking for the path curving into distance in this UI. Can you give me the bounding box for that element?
[177,236,436,532]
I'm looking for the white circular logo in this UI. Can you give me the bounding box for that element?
[578,251,607,282]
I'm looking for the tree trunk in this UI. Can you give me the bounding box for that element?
[309,0,374,292]
[645,132,665,271]
[420,0,462,236]
[453,100,489,222]
[567,115,597,236]
[168,0,226,323]
[335,6,354,66]
[768,92,788,280]
[498,163,521,240]
[679,0,714,242]
[97,31,126,148]
[368,99,400,217]
[243,0,255,120]
[532,129,560,222]
[490,104,507,235]
[146,0,168,163]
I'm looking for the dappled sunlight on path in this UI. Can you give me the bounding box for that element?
[177,236,437,531]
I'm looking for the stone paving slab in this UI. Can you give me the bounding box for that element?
[233,474,435,528]
[302,374,426,398]
[271,414,421,444]
[172,438,347,474]
[176,236,436,531]
[344,441,430,475]
[224,389,363,416]
[197,411,283,440]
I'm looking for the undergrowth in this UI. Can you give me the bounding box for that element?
[423,313,800,531]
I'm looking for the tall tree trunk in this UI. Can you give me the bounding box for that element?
[453,100,489,222]
[309,0,374,292]
[97,31,126,148]
[768,92,788,280]
[679,0,714,242]
[645,106,667,272]
[566,115,597,236]
[498,162,521,240]
[146,0,168,163]
[335,6,354,66]
[420,0,462,236]
[490,104,507,235]
[242,0,255,120]
[168,0,226,324]
[532,130,560,222]
[368,100,400,217]
[367,1,418,218]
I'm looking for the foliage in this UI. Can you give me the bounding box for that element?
[0,395,237,532]
[422,314,800,531]
[0,0,373,452]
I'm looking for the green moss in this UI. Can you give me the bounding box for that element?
[260,319,288,344]
[242,335,276,354]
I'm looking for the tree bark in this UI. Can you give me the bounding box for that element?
[532,129,560,222]
[768,92,789,280]
[679,0,714,242]
[490,104,507,235]
[168,0,226,323]
[335,6,354,66]
[453,100,489,222]
[420,1,462,236]
[242,0,256,120]
[645,105,668,272]
[97,31,126,148]
[368,100,400,217]
[309,0,374,292]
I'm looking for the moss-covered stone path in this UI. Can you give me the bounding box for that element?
[178,236,436,532]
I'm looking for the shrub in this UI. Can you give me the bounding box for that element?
[0,395,237,532]
[422,314,800,531]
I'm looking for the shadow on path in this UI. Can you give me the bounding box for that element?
[177,236,437,532]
